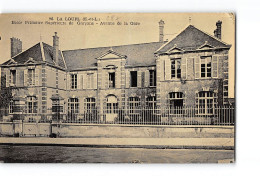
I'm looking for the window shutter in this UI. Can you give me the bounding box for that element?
[181,58,187,80]
[212,56,218,78]
[68,74,71,90]
[137,71,141,87]
[165,58,171,80]
[35,68,39,86]
[24,69,28,86]
[195,57,200,79]
[83,74,86,89]
[145,70,149,87]
[16,70,18,86]
[93,73,97,89]
[141,72,145,87]
[77,74,81,89]
[125,71,129,88]
[6,70,9,87]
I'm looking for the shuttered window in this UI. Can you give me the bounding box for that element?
[149,70,156,87]
[71,74,77,89]
[28,69,35,86]
[201,56,212,78]
[171,59,181,79]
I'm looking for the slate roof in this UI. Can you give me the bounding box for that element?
[2,42,66,68]
[156,25,231,54]
[62,42,164,71]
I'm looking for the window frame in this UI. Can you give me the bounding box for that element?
[130,71,138,87]
[84,98,96,113]
[68,98,79,114]
[149,70,156,87]
[169,92,184,114]
[171,58,181,79]
[129,97,140,115]
[10,70,16,85]
[197,91,214,115]
[108,72,115,88]
[71,74,78,89]
[26,96,37,114]
[200,56,212,78]
[28,69,35,86]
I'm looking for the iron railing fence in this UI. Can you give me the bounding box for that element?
[1,106,235,126]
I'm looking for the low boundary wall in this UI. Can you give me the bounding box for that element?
[0,122,234,138]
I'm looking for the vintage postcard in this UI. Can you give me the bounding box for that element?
[0,13,235,163]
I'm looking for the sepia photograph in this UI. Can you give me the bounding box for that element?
[0,13,235,163]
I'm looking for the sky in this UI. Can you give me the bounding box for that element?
[0,13,235,97]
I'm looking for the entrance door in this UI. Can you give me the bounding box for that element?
[106,95,118,122]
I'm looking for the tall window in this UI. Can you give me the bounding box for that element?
[106,96,118,114]
[129,97,140,115]
[149,70,156,87]
[169,92,183,114]
[71,74,77,89]
[146,96,156,112]
[68,98,79,114]
[171,59,181,79]
[84,98,96,113]
[9,100,14,114]
[130,71,137,87]
[109,72,115,88]
[26,96,37,114]
[28,69,35,86]
[198,91,214,115]
[201,56,212,78]
[10,70,16,85]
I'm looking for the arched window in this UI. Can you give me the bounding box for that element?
[106,95,118,114]
[197,91,214,115]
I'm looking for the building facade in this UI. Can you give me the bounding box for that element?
[0,20,231,122]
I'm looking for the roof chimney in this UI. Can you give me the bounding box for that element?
[10,37,22,58]
[159,20,165,42]
[53,32,59,65]
[215,20,222,40]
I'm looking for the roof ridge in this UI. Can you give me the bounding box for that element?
[62,41,164,52]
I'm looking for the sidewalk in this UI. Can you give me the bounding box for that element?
[0,137,234,150]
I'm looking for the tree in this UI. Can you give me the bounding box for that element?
[0,75,12,119]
